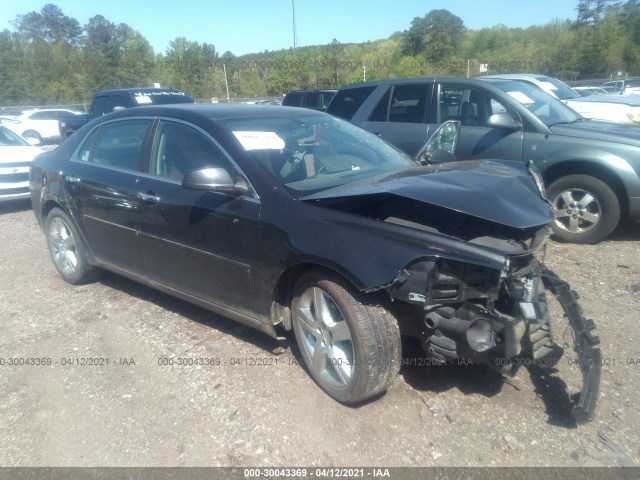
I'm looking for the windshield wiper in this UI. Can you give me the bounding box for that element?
[548,118,584,127]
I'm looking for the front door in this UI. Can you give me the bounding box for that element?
[136,120,261,319]
[438,83,524,161]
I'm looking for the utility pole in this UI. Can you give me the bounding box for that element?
[223,64,230,102]
[292,0,298,53]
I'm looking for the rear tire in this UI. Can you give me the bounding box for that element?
[546,174,620,244]
[22,130,42,144]
[45,208,98,284]
[291,270,401,404]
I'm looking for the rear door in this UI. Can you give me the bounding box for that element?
[361,83,436,156]
[64,118,152,273]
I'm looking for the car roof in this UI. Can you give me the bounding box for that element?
[94,87,190,96]
[20,108,77,113]
[482,73,548,80]
[105,103,328,121]
[285,89,337,94]
[337,77,490,89]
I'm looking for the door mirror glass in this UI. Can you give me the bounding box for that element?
[414,120,460,165]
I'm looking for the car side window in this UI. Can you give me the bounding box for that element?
[388,84,428,123]
[302,93,321,109]
[439,86,512,127]
[31,111,55,120]
[150,121,231,181]
[326,86,376,120]
[76,120,151,170]
[369,87,391,122]
[90,96,109,116]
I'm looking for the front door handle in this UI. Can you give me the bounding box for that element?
[65,175,81,184]
[136,192,160,203]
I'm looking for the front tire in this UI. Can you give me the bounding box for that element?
[291,271,401,404]
[45,208,98,284]
[546,174,620,244]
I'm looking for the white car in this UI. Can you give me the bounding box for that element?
[602,78,640,94]
[0,126,43,201]
[481,74,640,124]
[4,108,83,144]
[573,86,608,96]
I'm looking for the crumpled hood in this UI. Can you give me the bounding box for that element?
[304,159,553,229]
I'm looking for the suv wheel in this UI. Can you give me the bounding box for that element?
[546,174,620,244]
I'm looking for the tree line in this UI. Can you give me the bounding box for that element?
[1,1,639,107]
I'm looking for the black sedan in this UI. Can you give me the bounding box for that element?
[29,105,599,420]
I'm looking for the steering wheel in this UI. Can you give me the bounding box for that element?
[279,147,308,180]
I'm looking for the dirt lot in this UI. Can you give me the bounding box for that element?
[1,198,639,468]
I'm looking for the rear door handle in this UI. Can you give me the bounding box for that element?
[136,192,160,203]
[65,175,81,184]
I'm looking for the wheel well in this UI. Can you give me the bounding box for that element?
[271,263,362,331]
[41,199,63,223]
[542,161,629,218]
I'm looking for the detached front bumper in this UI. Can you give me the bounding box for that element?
[542,267,601,423]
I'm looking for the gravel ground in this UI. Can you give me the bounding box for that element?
[1,198,639,468]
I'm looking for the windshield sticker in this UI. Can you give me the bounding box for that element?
[134,95,152,104]
[539,82,559,91]
[507,91,534,104]
[233,131,285,150]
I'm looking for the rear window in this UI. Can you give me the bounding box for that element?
[326,86,376,120]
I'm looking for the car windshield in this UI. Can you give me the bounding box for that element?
[488,79,582,127]
[535,76,580,100]
[221,113,417,196]
[0,126,29,146]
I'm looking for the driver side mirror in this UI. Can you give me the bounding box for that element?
[415,120,460,165]
[486,112,521,130]
[182,167,250,196]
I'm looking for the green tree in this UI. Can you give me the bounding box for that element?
[12,3,81,45]
[401,9,466,63]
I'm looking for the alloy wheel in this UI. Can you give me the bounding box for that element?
[295,286,355,388]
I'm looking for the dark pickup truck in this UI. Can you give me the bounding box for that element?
[58,87,195,141]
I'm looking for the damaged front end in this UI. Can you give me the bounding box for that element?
[388,239,600,423]
[306,157,600,421]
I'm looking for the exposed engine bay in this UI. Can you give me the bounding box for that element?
[309,182,601,423]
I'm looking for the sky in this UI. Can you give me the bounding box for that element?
[1,0,580,56]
